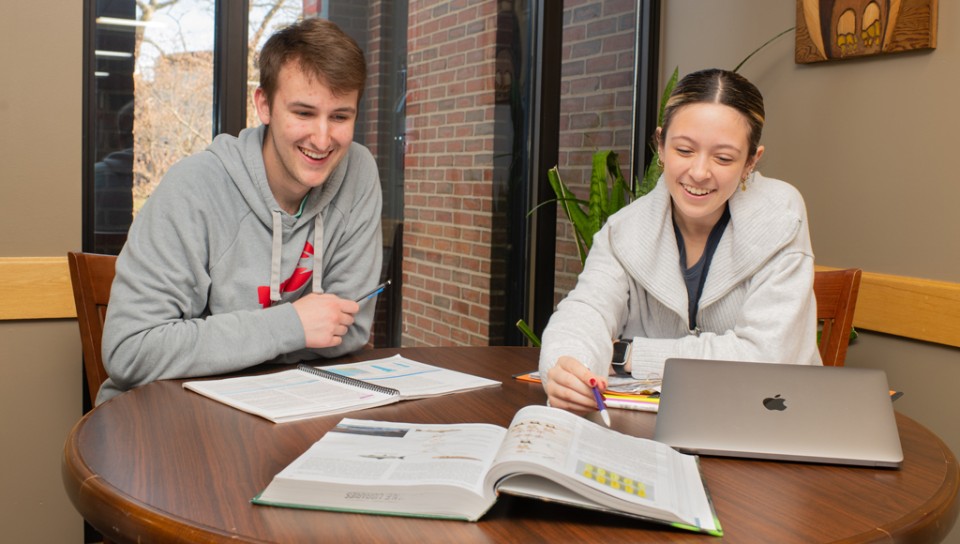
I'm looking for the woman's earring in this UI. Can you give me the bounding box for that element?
[656,155,664,169]
[740,171,751,191]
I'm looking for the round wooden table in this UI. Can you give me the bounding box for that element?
[63,347,959,543]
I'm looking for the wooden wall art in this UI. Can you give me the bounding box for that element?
[795,0,938,63]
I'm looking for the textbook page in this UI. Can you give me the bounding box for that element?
[255,418,507,520]
[321,355,501,398]
[486,405,720,533]
[183,369,398,423]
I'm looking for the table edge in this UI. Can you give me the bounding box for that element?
[62,414,271,544]
[854,414,960,542]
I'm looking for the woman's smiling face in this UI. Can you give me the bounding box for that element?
[658,102,763,232]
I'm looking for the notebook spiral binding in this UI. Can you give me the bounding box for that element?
[297,364,401,397]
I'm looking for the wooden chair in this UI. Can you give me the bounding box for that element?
[813,268,862,366]
[67,251,117,405]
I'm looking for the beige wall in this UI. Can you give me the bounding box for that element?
[0,2,84,542]
[663,2,960,542]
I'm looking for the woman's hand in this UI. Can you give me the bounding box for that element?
[544,356,607,413]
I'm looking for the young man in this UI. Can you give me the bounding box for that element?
[98,19,382,404]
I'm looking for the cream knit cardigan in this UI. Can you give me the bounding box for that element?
[539,173,821,382]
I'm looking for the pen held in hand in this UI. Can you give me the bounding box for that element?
[591,381,611,427]
[355,279,391,303]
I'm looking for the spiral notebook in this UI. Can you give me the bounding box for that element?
[183,355,500,423]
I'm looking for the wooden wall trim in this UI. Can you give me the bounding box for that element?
[0,257,76,320]
[2,257,959,349]
[816,266,959,348]
[855,271,959,348]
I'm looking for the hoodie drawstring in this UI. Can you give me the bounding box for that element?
[269,210,324,304]
[269,210,283,303]
[313,214,324,293]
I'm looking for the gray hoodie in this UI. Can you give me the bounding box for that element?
[99,125,382,404]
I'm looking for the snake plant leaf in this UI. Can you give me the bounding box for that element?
[638,151,661,197]
[633,67,678,199]
[658,67,678,126]
[606,151,630,215]
[612,178,632,212]
[588,151,611,242]
[733,27,794,73]
[547,166,592,262]
[515,318,542,347]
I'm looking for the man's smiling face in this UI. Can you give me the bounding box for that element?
[255,59,359,213]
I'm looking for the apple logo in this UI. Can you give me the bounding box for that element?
[762,394,787,411]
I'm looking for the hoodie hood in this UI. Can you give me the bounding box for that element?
[206,125,350,303]
[206,124,347,228]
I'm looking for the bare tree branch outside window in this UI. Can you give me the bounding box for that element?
[130,0,299,213]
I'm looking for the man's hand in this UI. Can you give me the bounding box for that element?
[544,356,607,414]
[292,293,359,348]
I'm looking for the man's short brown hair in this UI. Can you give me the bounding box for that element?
[258,18,367,107]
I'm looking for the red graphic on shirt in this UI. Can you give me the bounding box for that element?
[258,241,315,308]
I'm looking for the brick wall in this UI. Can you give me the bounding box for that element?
[317,0,637,347]
[403,0,499,346]
[554,0,637,305]
[402,0,635,345]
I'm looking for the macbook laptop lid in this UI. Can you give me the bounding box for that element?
[653,358,903,468]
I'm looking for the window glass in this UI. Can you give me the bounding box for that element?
[553,0,638,304]
[246,1,302,127]
[91,0,216,254]
[132,3,217,213]
[90,1,305,256]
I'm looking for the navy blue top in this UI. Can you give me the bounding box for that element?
[674,205,731,331]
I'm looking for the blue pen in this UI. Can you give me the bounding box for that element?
[355,279,391,303]
[591,381,611,427]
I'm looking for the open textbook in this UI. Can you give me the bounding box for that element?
[183,355,500,423]
[253,405,722,536]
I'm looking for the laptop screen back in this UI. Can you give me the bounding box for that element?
[652,358,903,468]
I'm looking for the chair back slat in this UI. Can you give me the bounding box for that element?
[814,268,863,366]
[67,251,117,404]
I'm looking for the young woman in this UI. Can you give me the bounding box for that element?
[539,68,820,413]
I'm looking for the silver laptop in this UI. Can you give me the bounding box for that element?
[653,358,903,468]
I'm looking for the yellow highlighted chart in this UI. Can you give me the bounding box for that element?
[579,461,652,499]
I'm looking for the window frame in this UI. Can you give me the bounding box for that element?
[81,0,251,253]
